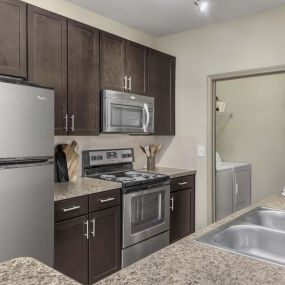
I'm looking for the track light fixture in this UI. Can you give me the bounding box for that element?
[194,0,208,12]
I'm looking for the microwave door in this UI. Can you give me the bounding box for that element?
[105,101,146,133]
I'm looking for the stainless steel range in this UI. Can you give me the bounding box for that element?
[82,148,170,268]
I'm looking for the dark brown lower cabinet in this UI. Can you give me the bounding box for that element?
[54,215,88,284]
[54,190,121,284]
[89,206,121,284]
[170,179,195,244]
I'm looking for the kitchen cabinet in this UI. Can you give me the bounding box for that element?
[126,41,148,95]
[54,215,89,284]
[149,49,176,136]
[100,31,149,95]
[28,5,68,135]
[100,31,126,92]
[169,175,195,243]
[89,206,121,283]
[54,189,121,284]
[0,0,27,78]
[68,20,100,135]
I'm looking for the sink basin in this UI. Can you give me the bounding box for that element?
[246,209,285,231]
[196,207,285,267]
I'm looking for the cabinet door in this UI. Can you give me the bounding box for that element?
[68,20,100,135]
[89,206,121,283]
[149,49,175,135]
[170,188,194,243]
[0,0,26,78]
[54,215,88,285]
[100,31,126,92]
[126,41,148,95]
[28,5,67,135]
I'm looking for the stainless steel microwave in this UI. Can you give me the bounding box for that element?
[102,90,154,134]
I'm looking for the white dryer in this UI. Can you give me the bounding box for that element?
[216,161,251,221]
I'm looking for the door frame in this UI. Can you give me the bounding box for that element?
[207,64,285,224]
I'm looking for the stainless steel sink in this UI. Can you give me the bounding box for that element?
[196,207,285,267]
[246,209,285,231]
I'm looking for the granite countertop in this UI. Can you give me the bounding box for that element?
[138,166,196,178]
[54,177,121,201]
[98,194,285,285]
[0,257,79,285]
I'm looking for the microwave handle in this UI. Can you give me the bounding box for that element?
[143,104,150,132]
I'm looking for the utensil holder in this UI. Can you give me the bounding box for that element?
[147,157,156,171]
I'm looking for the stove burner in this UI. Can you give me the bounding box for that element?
[116,177,136,182]
[100,174,116,181]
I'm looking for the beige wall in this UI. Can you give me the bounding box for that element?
[216,74,285,203]
[21,0,157,48]
[157,6,285,229]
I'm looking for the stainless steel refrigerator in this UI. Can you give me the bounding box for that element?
[0,78,54,266]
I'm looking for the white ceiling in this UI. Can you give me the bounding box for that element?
[67,0,285,37]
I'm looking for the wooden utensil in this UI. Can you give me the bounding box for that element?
[63,141,80,181]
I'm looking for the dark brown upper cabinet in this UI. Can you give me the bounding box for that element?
[100,31,126,92]
[125,41,148,95]
[0,0,27,78]
[68,20,100,136]
[28,5,68,135]
[149,49,176,136]
[100,31,149,95]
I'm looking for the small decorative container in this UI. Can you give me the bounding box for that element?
[147,157,156,171]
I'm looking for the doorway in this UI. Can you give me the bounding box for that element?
[207,66,285,223]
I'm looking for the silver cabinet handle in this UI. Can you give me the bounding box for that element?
[70,114,75,132]
[170,197,174,212]
[91,218,96,238]
[123,76,128,90]
[62,206,80,213]
[178,182,188,186]
[64,114,68,133]
[99,197,115,203]
[84,221,89,240]
[128,76,132,91]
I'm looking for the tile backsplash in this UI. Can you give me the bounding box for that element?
[55,135,158,176]
[55,134,197,177]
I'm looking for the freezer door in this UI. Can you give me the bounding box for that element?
[0,81,54,158]
[0,163,54,266]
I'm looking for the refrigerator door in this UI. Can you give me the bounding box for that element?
[0,162,54,266]
[0,81,54,159]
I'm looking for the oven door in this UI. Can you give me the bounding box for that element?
[102,90,154,133]
[123,183,170,249]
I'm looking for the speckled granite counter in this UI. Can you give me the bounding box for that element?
[138,167,196,178]
[54,177,121,201]
[97,195,285,285]
[0,257,79,285]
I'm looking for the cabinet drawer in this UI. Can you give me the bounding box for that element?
[55,196,89,222]
[171,175,195,192]
[89,189,121,212]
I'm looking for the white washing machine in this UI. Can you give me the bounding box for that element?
[216,161,251,221]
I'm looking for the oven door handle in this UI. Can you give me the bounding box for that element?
[123,180,170,195]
